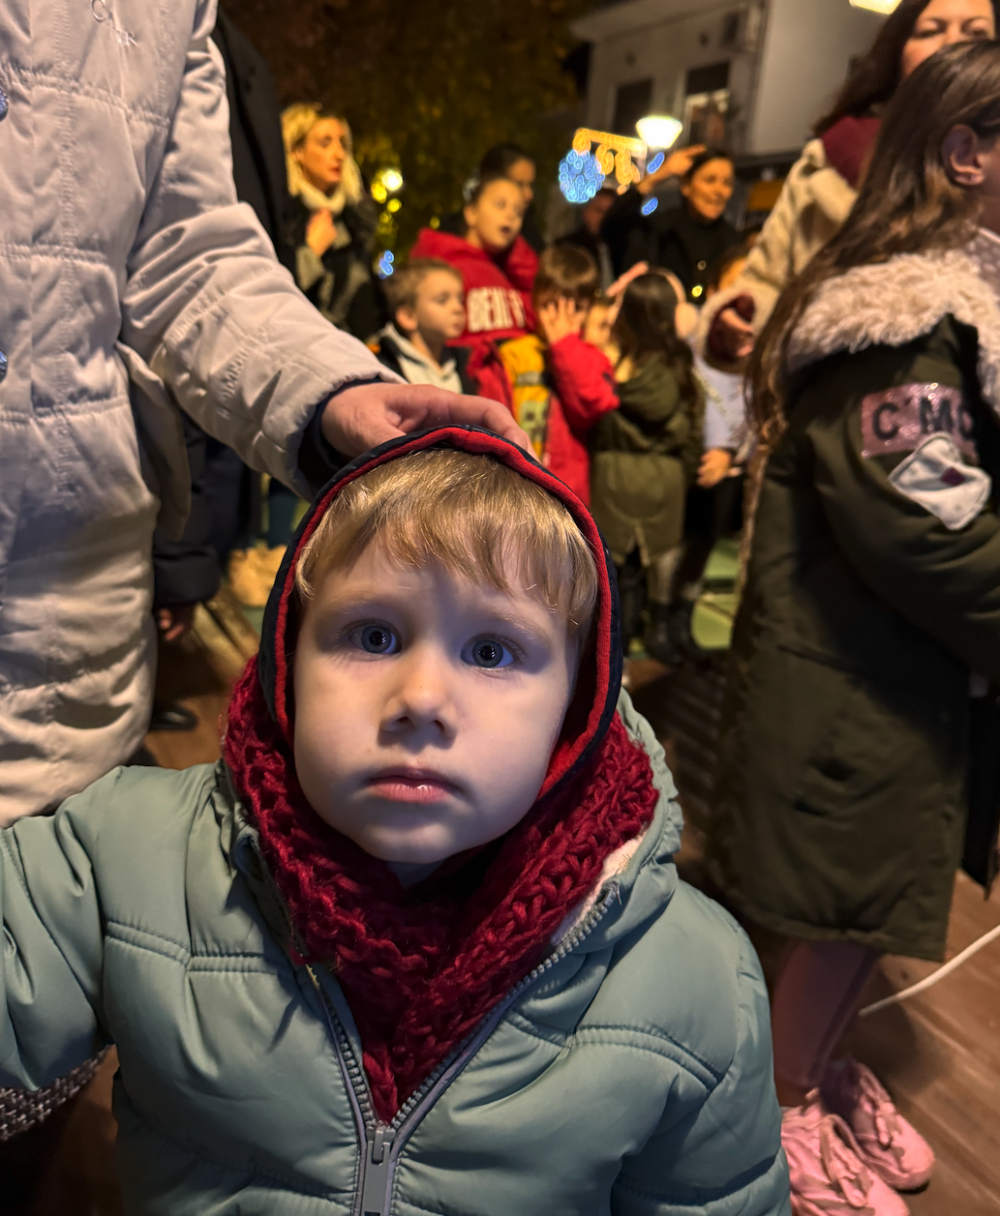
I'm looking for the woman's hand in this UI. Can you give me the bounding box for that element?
[538,297,585,346]
[637,145,707,196]
[698,448,734,489]
[713,306,756,361]
[306,209,338,258]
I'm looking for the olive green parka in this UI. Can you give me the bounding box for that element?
[589,356,703,564]
[710,244,1000,961]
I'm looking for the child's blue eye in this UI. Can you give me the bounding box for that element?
[353,624,398,654]
[465,638,514,669]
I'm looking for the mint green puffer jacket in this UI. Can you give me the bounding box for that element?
[0,696,788,1215]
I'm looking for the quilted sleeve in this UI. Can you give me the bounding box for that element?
[611,931,791,1216]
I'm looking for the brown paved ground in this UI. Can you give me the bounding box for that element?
[3,630,999,1214]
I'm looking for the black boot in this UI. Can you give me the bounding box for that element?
[669,600,709,662]
[616,562,646,658]
[644,601,683,666]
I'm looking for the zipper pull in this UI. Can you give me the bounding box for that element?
[360,1125,397,1216]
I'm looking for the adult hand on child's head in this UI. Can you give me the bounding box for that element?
[538,297,585,346]
[697,448,734,489]
[321,383,531,459]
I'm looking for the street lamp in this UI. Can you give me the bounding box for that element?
[849,0,898,12]
[635,114,683,150]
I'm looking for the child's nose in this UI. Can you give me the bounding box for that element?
[382,649,457,737]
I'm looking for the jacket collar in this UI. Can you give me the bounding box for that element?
[786,238,1000,415]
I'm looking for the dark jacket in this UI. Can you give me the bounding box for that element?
[589,355,703,563]
[603,192,739,301]
[709,249,1000,961]
[290,193,385,341]
[213,12,296,273]
[371,327,478,395]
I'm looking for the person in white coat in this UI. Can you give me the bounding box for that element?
[0,0,523,825]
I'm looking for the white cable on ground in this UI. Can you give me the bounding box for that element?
[858,922,1000,1017]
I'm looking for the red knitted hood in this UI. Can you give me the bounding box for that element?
[225,427,656,1122]
[256,425,621,791]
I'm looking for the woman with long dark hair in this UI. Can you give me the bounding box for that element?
[707,0,996,361]
[709,41,1000,1215]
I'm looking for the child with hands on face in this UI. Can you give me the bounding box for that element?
[0,427,789,1216]
[500,244,620,503]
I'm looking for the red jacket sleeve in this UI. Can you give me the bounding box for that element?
[548,334,619,432]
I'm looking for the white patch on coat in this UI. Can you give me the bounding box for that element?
[551,832,648,946]
[786,242,1000,418]
[888,433,991,531]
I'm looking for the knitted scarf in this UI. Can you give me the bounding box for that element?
[224,660,658,1123]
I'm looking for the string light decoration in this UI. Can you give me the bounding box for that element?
[558,149,606,203]
[641,197,659,216]
[377,250,395,278]
[571,128,644,189]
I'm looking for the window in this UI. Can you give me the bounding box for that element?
[684,62,730,146]
[613,78,653,138]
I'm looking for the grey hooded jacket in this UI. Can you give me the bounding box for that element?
[0,695,790,1215]
[0,0,396,821]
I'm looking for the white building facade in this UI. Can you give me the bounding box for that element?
[571,0,885,161]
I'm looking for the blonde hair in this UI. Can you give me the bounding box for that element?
[281,103,364,210]
[296,450,599,640]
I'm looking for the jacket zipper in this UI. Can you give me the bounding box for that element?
[308,885,619,1216]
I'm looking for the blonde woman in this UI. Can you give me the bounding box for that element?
[282,104,382,339]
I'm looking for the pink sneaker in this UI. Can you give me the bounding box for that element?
[782,1090,910,1216]
[822,1057,935,1191]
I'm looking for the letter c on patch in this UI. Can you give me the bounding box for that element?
[874,401,899,440]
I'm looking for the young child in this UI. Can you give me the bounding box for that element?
[500,244,618,500]
[589,273,705,662]
[410,172,538,401]
[370,258,475,393]
[0,428,788,1215]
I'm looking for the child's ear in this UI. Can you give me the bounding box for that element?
[396,305,418,335]
[463,203,477,232]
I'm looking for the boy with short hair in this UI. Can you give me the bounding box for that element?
[0,428,789,1216]
[500,244,619,502]
[371,258,475,393]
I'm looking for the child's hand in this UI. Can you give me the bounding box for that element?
[157,604,196,643]
[539,297,585,346]
[698,448,733,489]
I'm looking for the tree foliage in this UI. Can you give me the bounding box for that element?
[222,0,596,252]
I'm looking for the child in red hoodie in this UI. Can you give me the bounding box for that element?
[499,245,619,505]
[410,172,538,401]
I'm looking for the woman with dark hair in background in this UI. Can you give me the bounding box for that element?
[602,148,739,302]
[707,0,997,362]
[441,142,546,252]
[710,39,1000,1214]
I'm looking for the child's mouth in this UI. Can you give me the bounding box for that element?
[366,769,460,803]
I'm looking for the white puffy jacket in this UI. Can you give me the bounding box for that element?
[0,0,396,821]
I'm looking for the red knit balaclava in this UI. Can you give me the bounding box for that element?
[224,428,659,1122]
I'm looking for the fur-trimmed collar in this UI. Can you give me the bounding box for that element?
[787,239,1000,413]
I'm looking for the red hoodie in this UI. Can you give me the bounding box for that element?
[410,228,538,402]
